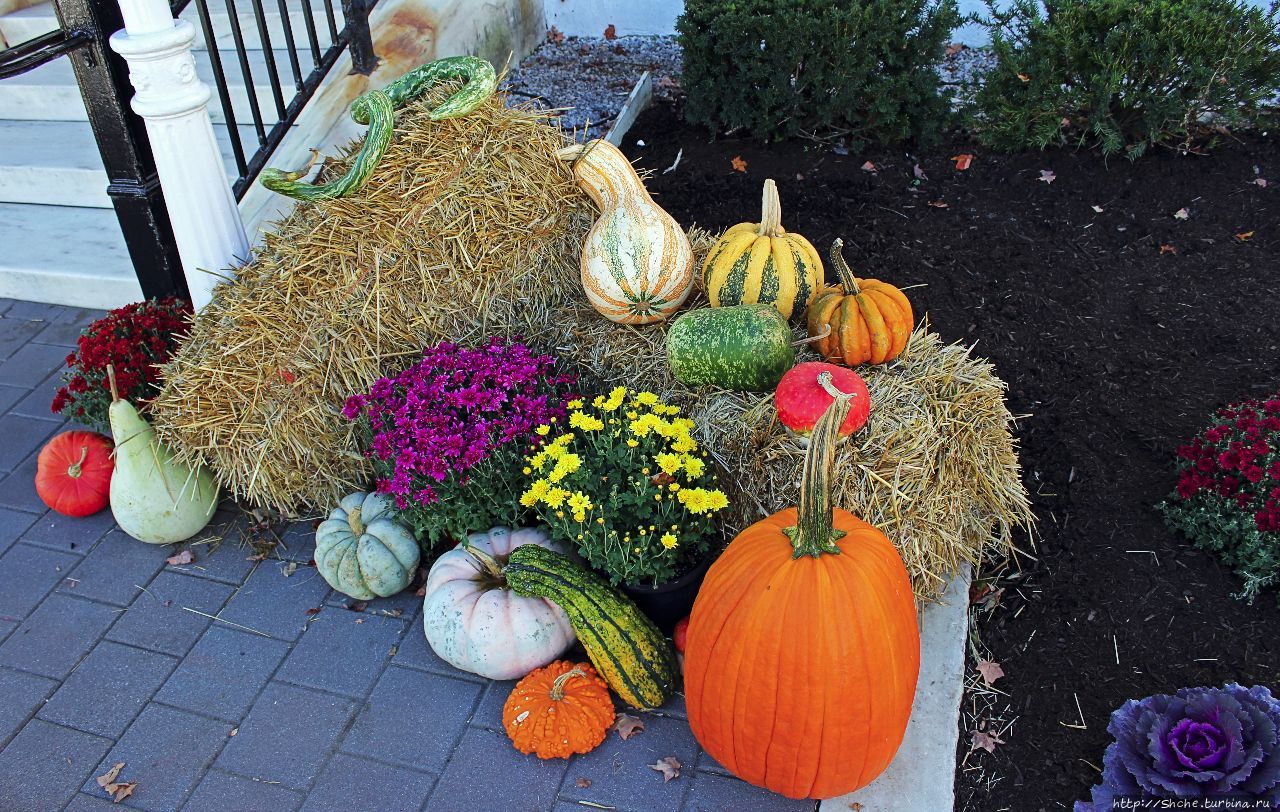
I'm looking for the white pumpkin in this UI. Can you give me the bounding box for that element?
[315,492,420,600]
[423,526,575,680]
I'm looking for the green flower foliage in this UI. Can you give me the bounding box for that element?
[969,0,1280,157]
[1160,495,1280,602]
[676,0,961,144]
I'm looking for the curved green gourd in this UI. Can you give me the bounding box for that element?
[315,491,420,600]
[504,545,679,710]
[260,55,498,201]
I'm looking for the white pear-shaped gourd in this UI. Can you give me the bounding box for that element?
[107,365,218,543]
[557,139,694,325]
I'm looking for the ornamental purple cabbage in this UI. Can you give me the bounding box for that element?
[1076,684,1280,811]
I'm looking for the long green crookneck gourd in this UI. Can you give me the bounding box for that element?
[106,365,218,544]
[260,55,498,201]
[503,545,679,710]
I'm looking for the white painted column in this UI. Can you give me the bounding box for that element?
[109,0,249,310]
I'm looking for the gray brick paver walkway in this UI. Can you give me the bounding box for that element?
[0,299,816,812]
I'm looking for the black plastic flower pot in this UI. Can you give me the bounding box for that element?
[621,556,711,635]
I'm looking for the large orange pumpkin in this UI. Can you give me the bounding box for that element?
[683,391,920,800]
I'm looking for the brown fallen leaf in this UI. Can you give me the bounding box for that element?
[849,803,865,811]
[1236,230,1255,241]
[928,200,949,209]
[971,728,1005,753]
[546,25,564,44]
[951,153,973,171]
[166,549,194,566]
[603,24,617,40]
[945,42,964,57]
[112,782,137,803]
[730,155,748,173]
[1038,169,1056,184]
[860,160,878,173]
[304,607,322,616]
[281,561,298,577]
[613,712,645,740]
[346,600,368,613]
[574,777,592,788]
[1017,73,1030,82]
[1159,244,1179,255]
[976,659,1005,686]
[650,756,682,782]
[1253,178,1268,188]
[96,763,124,789]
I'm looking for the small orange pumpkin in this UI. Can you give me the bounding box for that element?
[503,660,614,759]
[807,238,914,366]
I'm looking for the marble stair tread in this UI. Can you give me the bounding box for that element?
[0,0,341,51]
[0,47,300,123]
[0,202,142,308]
[0,120,260,207]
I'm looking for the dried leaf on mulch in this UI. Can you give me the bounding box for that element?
[861,161,878,173]
[730,156,748,173]
[1038,170,1056,184]
[951,154,973,171]
[165,550,194,566]
[613,713,644,740]
[971,728,1005,753]
[976,659,1005,686]
[1174,207,1190,220]
[650,756,682,782]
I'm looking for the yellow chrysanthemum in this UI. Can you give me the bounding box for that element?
[535,425,551,437]
[660,532,678,550]
[636,391,659,406]
[567,398,584,410]
[601,386,627,411]
[671,436,697,454]
[529,451,548,470]
[706,490,729,511]
[542,487,569,509]
[625,439,639,448]
[678,488,711,514]
[520,479,551,507]
[544,444,564,461]
[683,456,706,478]
[656,453,682,475]
[569,411,604,432]
[567,491,593,513]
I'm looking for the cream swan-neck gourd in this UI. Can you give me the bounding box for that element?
[107,365,219,543]
[557,139,694,324]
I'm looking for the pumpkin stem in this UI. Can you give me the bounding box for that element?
[550,667,589,701]
[463,543,505,580]
[784,392,852,558]
[757,179,784,238]
[791,323,832,347]
[815,370,851,401]
[67,446,90,479]
[829,238,861,294]
[106,364,120,403]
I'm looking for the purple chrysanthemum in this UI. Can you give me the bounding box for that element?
[1076,684,1280,811]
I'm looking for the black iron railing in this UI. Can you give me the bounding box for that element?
[0,0,379,298]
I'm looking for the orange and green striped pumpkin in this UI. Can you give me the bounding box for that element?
[701,179,823,319]
[557,140,694,325]
[807,238,914,366]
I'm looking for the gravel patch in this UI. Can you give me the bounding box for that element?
[506,35,682,138]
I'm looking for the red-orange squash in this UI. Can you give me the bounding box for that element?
[683,391,920,800]
[774,361,870,438]
[35,431,114,517]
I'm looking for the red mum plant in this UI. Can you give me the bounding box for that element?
[1160,392,1280,602]
[50,297,192,433]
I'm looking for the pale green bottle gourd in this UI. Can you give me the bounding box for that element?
[107,365,219,543]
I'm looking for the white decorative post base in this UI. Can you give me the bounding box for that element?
[109,2,248,311]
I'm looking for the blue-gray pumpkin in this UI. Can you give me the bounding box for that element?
[315,492,419,599]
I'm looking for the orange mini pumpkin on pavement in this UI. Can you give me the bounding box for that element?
[35,430,114,517]
[503,660,614,759]
[807,238,914,366]
[683,390,920,799]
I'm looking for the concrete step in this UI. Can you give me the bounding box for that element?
[0,0,343,52]
[0,47,300,123]
[0,120,260,207]
[0,203,142,308]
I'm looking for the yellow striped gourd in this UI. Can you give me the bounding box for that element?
[557,140,694,325]
[702,179,823,319]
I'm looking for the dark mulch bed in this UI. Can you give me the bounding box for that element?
[621,100,1280,812]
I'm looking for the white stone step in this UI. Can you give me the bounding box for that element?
[0,47,299,123]
[0,0,342,52]
[0,203,142,308]
[0,120,260,207]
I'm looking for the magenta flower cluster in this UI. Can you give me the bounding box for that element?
[342,338,574,510]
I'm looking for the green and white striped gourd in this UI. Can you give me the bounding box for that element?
[504,544,679,710]
[315,491,420,600]
[557,139,694,324]
[261,55,497,201]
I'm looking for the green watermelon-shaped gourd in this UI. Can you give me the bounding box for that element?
[665,304,796,391]
[107,365,218,544]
